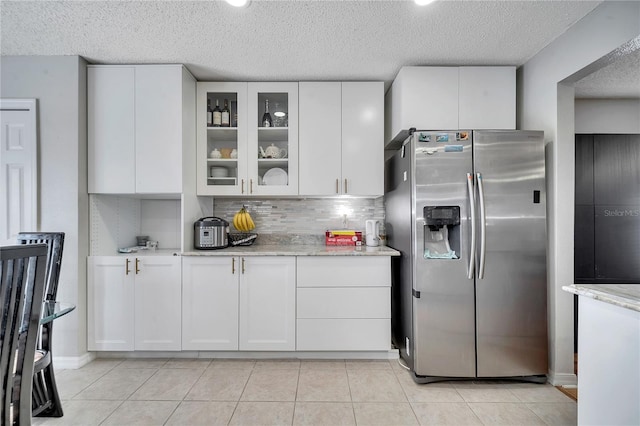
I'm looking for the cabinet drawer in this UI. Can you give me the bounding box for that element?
[297,319,391,351]
[297,257,390,287]
[297,287,390,319]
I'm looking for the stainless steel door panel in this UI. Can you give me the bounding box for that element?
[386,139,417,370]
[473,130,547,377]
[412,132,476,378]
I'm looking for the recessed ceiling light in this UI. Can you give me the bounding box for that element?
[225,0,250,7]
[415,0,436,5]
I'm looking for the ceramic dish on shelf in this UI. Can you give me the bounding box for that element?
[262,168,288,185]
[210,166,229,178]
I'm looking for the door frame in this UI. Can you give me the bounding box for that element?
[0,98,38,243]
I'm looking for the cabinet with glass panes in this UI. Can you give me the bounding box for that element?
[196,81,298,196]
[248,82,298,196]
[196,82,247,195]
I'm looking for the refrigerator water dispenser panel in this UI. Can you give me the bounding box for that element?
[423,206,460,259]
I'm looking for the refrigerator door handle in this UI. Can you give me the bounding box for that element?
[477,172,487,279]
[466,173,476,279]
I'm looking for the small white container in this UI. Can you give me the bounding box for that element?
[210,167,229,178]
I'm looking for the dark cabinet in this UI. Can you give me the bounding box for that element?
[574,134,640,283]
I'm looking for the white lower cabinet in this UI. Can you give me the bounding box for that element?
[181,256,296,351]
[296,257,391,351]
[182,256,239,350]
[88,255,181,351]
[239,257,296,351]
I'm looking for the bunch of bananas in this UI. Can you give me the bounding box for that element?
[233,206,256,232]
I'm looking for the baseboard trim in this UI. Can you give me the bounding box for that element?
[53,352,96,369]
[92,350,400,360]
[548,369,577,386]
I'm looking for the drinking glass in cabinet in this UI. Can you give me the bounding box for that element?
[257,93,288,128]
[272,102,288,127]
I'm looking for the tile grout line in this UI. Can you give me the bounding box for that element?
[65,359,124,400]
[292,364,301,426]
[161,359,213,425]
[227,359,257,424]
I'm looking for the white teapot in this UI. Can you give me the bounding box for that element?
[209,148,222,159]
[260,144,287,159]
[230,149,238,159]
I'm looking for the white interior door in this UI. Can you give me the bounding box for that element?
[0,99,37,245]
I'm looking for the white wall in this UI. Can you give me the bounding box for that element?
[518,1,640,385]
[1,56,89,365]
[575,99,640,134]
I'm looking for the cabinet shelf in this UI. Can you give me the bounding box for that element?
[207,127,238,142]
[207,158,238,164]
[257,158,288,169]
[258,127,288,142]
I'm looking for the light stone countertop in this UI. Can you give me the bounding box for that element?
[182,244,400,257]
[562,284,640,313]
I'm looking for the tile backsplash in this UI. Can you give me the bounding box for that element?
[210,197,385,243]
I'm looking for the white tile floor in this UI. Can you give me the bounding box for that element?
[33,358,576,425]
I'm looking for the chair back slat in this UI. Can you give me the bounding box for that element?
[17,233,64,302]
[1,244,47,426]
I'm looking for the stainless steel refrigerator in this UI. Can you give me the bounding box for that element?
[385,130,547,383]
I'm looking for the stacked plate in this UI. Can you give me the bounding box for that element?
[262,168,288,185]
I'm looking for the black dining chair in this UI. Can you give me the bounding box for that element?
[1,244,48,426]
[17,232,65,417]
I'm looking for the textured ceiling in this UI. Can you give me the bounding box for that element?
[0,0,632,97]
[574,48,640,99]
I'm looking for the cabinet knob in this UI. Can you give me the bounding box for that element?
[125,258,131,275]
[344,179,348,194]
[135,258,140,274]
[242,257,245,274]
[336,179,339,194]
[250,179,253,194]
[232,258,235,274]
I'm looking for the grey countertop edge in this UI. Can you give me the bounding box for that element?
[562,284,640,313]
[182,245,401,257]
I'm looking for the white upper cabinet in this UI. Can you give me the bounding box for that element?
[458,67,516,130]
[248,82,299,196]
[88,66,136,193]
[196,82,248,196]
[88,65,195,194]
[341,82,384,196]
[384,66,515,146]
[384,67,459,144]
[299,82,342,195]
[196,82,298,196]
[299,81,384,197]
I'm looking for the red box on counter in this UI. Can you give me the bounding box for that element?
[325,230,363,246]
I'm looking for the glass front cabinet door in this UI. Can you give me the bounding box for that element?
[197,82,298,196]
[247,82,298,196]
[197,82,248,196]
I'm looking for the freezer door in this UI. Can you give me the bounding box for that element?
[473,130,548,377]
[412,131,476,378]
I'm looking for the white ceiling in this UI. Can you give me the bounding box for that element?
[574,48,640,99]
[0,0,635,97]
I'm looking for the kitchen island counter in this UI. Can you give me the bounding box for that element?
[563,283,640,312]
[183,244,400,257]
[563,283,640,425]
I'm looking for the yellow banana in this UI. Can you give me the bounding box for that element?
[239,209,248,232]
[232,206,256,232]
[233,211,241,231]
[245,210,255,231]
